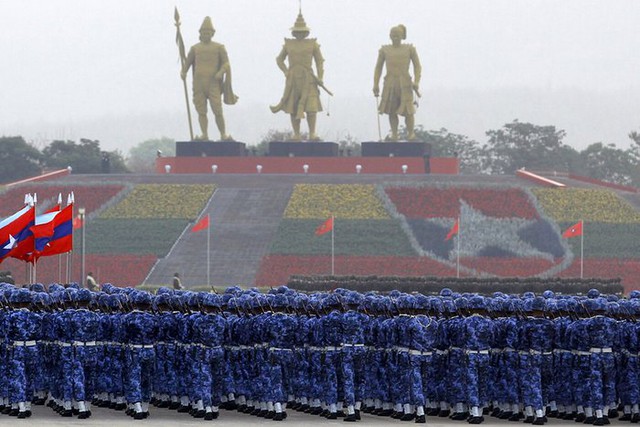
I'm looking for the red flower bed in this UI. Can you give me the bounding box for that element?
[460,257,559,277]
[385,187,539,219]
[558,258,640,294]
[0,184,125,217]
[2,254,157,287]
[256,255,459,287]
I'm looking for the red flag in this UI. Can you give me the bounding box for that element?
[73,216,83,230]
[192,214,210,232]
[562,220,583,238]
[315,217,334,236]
[445,218,459,241]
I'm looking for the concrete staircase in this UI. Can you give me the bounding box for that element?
[144,185,292,288]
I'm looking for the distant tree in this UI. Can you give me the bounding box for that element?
[0,136,42,183]
[338,133,361,156]
[409,126,484,174]
[482,120,574,174]
[580,142,639,186]
[127,137,176,173]
[42,139,128,174]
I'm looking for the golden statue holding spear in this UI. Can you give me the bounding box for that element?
[270,11,330,142]
[175,10,238,141]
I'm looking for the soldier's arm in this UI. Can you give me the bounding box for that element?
[276,44,289,75]
[373,48,385,96]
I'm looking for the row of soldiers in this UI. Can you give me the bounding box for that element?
[0,281,638,423]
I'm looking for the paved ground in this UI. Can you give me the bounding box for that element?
[0,406,631,426]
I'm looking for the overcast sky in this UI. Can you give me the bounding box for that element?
[2,0,640,154]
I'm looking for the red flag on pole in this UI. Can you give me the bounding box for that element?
[445,218,459,241]
[562,220,583,238]
[72,216,83,230]
[315,217,334,236]
[192,214,210,232]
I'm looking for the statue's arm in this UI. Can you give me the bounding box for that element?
[373,48,385,96]
[181,46,195,80]
[410,45,422,89]
[313,42,325,82]
[216,45,231,80]
[276,45,288,75]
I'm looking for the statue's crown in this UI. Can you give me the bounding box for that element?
[290,12,310,32]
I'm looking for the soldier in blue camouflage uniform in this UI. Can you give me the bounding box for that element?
[584,297,618,425]
[122,290,157,419]
[68,288,100,418]
[462,295,494,424]
[448,296,469,420]
[519,296,554,425]
[340,291,368,422]
[7,288,42,418]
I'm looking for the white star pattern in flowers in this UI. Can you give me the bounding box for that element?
[435,201,556,262]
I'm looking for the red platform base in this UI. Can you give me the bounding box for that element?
[156,156,458,175]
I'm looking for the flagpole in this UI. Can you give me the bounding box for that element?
[456,216,460,278]
[580,219,584,279]
[331,215,335,276]
[207,214,211,288]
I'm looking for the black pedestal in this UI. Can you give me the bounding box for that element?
[176,141,247,157]
[268,141,339,157]
[361,141,431,158]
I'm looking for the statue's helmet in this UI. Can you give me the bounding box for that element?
[200,16,215,33]
[390,24,407,40]
[290,12,310,33]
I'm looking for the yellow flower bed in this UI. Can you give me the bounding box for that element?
[284,184,390,219]
[533,188,640,223]
[101,184,216,219]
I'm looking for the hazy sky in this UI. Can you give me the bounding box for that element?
[2,0,640,154]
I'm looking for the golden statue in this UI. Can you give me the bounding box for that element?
[270,12,325,141]
[180,16,238,141]
[373,24,422,142]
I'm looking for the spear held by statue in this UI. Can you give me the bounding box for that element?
[174,7,194,141]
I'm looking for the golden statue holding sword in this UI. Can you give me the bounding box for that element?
[270,11,330,142]
[373,24,422,142]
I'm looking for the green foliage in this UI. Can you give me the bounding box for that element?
[579,142,639,187]
[127,137,176,173]
[409,126,483,174]
[42,138,128,174]
[270,218,417,256]
[482,120,575,174]
[83,218,189,256]
[0,136,42,183]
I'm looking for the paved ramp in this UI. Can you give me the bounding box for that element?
[144,186,292,288]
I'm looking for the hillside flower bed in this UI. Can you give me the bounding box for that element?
[559,222,640,259]
[384,186,539,219]
[100,184,215,219]
[459,257,558,277]
[284,184,389,219]
[533,188,640,223]
[83,219,189,257]
[558,258,640,293]
[270,219,416,256]
[256,255,459,287]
